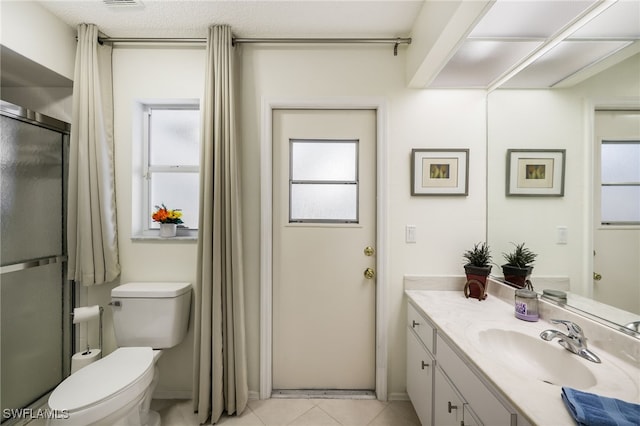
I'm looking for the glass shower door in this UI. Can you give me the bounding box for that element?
[0,107,69,420]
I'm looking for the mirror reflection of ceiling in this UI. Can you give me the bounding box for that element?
[430,0,640,89]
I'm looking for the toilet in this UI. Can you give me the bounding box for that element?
[47,282,191,426]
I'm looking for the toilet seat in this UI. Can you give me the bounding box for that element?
[48,347,154,423]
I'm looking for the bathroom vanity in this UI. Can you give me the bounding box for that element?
[405,278,640,426]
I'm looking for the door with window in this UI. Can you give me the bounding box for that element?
[593,110,640,314]
[272,109,376,391]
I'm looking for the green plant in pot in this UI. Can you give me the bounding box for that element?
[463,242,492,300]
[502,242,537,289]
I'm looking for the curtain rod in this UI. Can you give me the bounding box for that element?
[98,36,412,55]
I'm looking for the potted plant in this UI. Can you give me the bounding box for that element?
[463,242,492,300]
[152,203,183,238]
[501,242,537,289]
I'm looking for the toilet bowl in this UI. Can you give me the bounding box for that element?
[48,348,159,426]
[47,282,191,426]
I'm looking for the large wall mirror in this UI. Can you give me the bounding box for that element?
[487,52,640,335]
[429,0,640,336]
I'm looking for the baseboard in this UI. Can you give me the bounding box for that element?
[152,389,386,401]
[388,392,410,401]
[152,390,192,399]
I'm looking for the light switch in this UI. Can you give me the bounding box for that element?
[557,226,568,244]
[406,225,417,243]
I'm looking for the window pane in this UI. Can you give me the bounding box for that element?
[601,186,640,223]
[290,184,357,222]
[150,172,199,229]
[601,142,640,183]
[291,140,357,181]
[150,109,200,166]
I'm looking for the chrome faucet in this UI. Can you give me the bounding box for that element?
[540,319,601,363]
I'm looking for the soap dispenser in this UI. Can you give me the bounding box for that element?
[514,289,539,322]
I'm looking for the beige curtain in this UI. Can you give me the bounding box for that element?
[67,23,120,286]
[193,25,248,424]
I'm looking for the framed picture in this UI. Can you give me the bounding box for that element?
[411,149,469,196]
[506,149,565,196]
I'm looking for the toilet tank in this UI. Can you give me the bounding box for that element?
[111,282,191,349]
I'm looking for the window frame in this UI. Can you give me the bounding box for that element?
[599,139,640,226]
[140,102,200,237]
[288,138,360,224]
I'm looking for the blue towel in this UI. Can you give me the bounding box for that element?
[561,387,640,426]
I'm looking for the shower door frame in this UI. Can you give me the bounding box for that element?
[0,101,74,420]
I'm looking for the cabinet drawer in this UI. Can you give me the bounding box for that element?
[408,303,435,353]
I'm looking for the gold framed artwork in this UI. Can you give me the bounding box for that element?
[506,149,565,196]
[411,149,469,196]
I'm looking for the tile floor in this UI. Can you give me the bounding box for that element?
[151,398,421,426]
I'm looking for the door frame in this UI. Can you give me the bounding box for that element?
[584,97,640,299]
[260,98,389,400]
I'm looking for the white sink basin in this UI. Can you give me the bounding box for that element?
[478,329,598,389]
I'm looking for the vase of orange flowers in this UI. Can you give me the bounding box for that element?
[152,204,183,238]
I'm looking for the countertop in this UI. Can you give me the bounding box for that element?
[406,289,640,426]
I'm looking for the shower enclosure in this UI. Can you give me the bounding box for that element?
[0,101,72,422]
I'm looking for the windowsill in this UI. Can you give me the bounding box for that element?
[131,232,198,242]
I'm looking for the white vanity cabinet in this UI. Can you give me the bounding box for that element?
[407,301,518,426]
[407,303,435,425]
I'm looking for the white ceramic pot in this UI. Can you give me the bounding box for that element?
[159,223,177,238]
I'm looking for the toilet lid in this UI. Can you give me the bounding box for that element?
[49,347,154,411]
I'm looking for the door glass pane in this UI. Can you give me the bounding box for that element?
[0,117,63,265]
[601,141,640,183]
[291,140,357,181]
[601,186,640,223]
[149,108,200,166]
[150,172,199,228]
[291,184,357,222]
[1,263,63,413]
[289,139,359,223]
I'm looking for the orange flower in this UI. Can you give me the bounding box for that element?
[152,204,183,224]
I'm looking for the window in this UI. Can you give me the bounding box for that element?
[142,104,200,235]
[600,140,640,225]
[289,139,359,223]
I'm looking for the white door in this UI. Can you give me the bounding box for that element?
[272,109,376,390]
[593,110,640,315]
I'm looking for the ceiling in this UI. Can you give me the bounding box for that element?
[36,0,423,39]
[11,0,640,89]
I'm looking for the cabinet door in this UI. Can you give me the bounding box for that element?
[463,404,481,426]
[407,329,434,426]
[434,367,465,426]
[437,335,515,425]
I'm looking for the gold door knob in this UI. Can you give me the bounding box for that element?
[364,246,375,257]
[364,267,375,279]
[593,272,602,281]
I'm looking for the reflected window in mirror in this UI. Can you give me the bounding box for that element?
[600,140,640,225]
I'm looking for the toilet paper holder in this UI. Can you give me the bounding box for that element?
[71,306,104,356]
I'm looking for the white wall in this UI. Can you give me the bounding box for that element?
[0,2,74,121]
[0,1,75,80]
